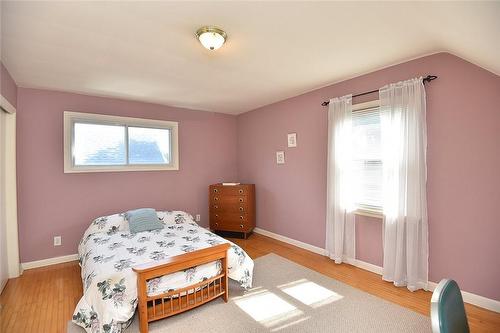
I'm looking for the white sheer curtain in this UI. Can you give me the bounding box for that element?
[380,77,429,291]
[326,95,356,264]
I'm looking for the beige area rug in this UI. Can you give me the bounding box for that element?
[68,253,431,332]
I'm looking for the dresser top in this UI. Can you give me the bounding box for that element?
[210,183,254,187]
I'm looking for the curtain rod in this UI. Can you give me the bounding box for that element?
[321,75,438,107]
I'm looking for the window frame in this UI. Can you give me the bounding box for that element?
[63,111,179,173]
[351,100,383,218]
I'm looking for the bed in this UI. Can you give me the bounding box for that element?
[72,210,254,333]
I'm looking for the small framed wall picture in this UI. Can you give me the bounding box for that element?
[276,151,285,164]
[287,133,297,147]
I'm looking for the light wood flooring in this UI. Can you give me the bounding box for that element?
[1,233,499,332]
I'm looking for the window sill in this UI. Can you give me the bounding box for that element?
[64,164,179,173]
[355,209,383,219]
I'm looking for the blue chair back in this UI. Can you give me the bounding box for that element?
[431,279,470,333]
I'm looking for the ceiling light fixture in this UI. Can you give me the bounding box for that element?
[196,26,227,51]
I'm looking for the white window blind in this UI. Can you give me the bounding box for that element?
[351,107,383,211]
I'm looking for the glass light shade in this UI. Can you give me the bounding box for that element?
[196,27,227,50]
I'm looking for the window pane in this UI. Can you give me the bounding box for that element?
[73,123,126,166]
[352,109,381,160]
[352,160,383,209]
[352,108,383,210]
[128,127,170,164]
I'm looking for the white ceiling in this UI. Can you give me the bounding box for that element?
[1,1,499,114]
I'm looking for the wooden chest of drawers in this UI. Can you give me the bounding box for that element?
[209,184,255,238]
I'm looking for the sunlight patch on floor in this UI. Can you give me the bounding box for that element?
[279,279,343,308]
[234,289,304,328]
[270,316,311,332]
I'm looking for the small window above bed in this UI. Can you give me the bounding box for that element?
[64,111,179,173]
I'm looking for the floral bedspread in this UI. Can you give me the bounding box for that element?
[72,210,254,333]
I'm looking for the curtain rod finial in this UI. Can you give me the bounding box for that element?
[423,75,438,83]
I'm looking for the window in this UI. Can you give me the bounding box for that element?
[351,101,382,214]
[64,112,178,173]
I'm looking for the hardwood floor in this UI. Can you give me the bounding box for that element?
[1,233,499,332]
[0,260,82,333]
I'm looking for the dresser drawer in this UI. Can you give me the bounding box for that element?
[210,220,251,232]
[211,186,249,196]
[211,203,247,213]
[210,195,247,205]
[210,212,248,224]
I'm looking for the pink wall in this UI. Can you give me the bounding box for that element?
[17,88,238,262]
[237,52,500,301]
[13,52,500,301]
[1,62,17,107]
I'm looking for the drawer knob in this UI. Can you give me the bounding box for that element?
[214,205,218,209]
[215,214,219,218]
[239,207,243,211]
[214,189,218,193]
[214,197,219,201]
[239,216,243,220]
[240,224,243,228]
[239,198,243,202]
[239,189,243,194]
[215,223,218,226]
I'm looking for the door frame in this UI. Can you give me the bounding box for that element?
[0,94,20,292]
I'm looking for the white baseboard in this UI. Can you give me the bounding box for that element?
[253,227,326,256]
[426,281,500,313]
[21,253,79,271]
[253,227,500,313]
[352,258,383,275]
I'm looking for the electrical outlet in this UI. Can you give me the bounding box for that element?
[54,236,62,246]
[195,214,201,222]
